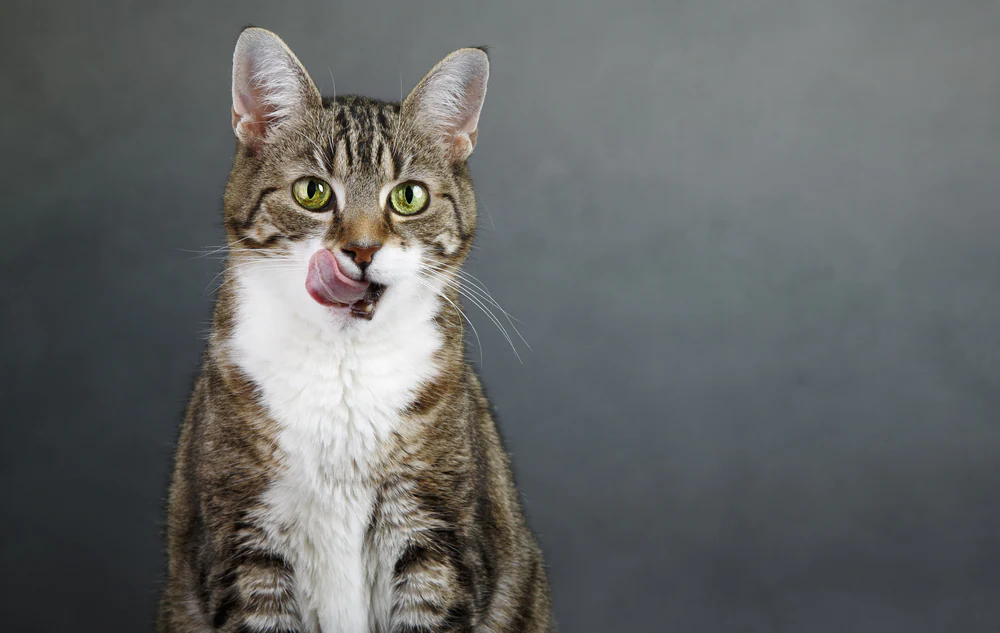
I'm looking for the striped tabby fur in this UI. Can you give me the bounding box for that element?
[158,27,552,633]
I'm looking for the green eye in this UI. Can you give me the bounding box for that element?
[389,182,430,216]
[292,177,333,211]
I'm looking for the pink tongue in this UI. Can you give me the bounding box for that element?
[306,249,370,307]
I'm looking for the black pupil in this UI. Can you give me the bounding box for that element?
[307,180,318,199]
[405,186,413,204]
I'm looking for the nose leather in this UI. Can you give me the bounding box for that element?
[342,242,382,265]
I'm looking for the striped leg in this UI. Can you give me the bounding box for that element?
[210,544,303,633]
[390,531,473,633]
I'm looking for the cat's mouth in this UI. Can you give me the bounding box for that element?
[346,284,385,320]
[305,249,385,320]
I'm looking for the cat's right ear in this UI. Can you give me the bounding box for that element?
[402,48,489,163]
[231,27,321,148]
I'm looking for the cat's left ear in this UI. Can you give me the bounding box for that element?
[403,48,489,162]
[231,27,322,148]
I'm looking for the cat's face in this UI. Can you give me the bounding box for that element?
[222,29,487,329]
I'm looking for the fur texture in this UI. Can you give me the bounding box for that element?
[158,27,552,633]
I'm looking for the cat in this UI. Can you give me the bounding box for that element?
[157,27,553,633]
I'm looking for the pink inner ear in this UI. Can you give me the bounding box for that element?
[233,79,280,143]
[455,76,487,135]
[416,53,488,161]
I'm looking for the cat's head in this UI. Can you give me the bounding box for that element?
[222,28,487,329]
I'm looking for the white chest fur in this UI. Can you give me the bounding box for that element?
[229,259,442,633]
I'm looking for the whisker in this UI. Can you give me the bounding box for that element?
[421,263,512,313]
[413,276,483,364]
[328,67,338,163]
[476,191,496,232]
[228,246,294,259]
[203,258,301,296]
[417,264,523,362]
[208,265,300,296]
[419,265,514,323]
[178,235,254,259]
[420,270,522,333]
[426,275,521,363]
[289,128,326,159]
[390,75,406,167]
[418,262,531,351]
[449,268,526,324]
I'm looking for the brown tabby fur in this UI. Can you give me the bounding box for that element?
[158,28,552,633]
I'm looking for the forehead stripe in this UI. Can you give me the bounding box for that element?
[324,99,406,178]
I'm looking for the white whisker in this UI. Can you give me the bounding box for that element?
[416,262,524,363]
[413,276,483,364]
[178,235,254,259]
[476,192,496,232]
[204,257,301,296]
[328,67,338,163]
[419,262,530,351]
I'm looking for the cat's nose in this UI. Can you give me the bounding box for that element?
[342,242,382,267]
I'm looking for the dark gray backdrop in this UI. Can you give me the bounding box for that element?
[2,0,999,631]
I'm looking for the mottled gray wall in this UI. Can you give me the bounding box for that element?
[2,1,999,631]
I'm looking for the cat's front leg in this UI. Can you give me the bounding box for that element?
[209,545,305,633]
[390,533,474,633]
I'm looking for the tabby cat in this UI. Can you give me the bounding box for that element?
[158,27,552,633]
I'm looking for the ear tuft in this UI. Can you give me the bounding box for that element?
[231,28,320,147]
[403,48,490,162]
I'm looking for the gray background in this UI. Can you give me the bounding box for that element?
[2,0,999,631]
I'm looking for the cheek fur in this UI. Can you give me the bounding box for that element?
[366,244,425,286]
[432,232,462,256]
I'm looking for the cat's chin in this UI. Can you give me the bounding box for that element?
[314,282,386,321]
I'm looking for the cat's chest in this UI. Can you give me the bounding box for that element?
[232,290,440,477]
[231,310,440,632]
[246,353,416,633]
[229,266,444,632]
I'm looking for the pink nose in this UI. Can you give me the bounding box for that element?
[342,242,382,264]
